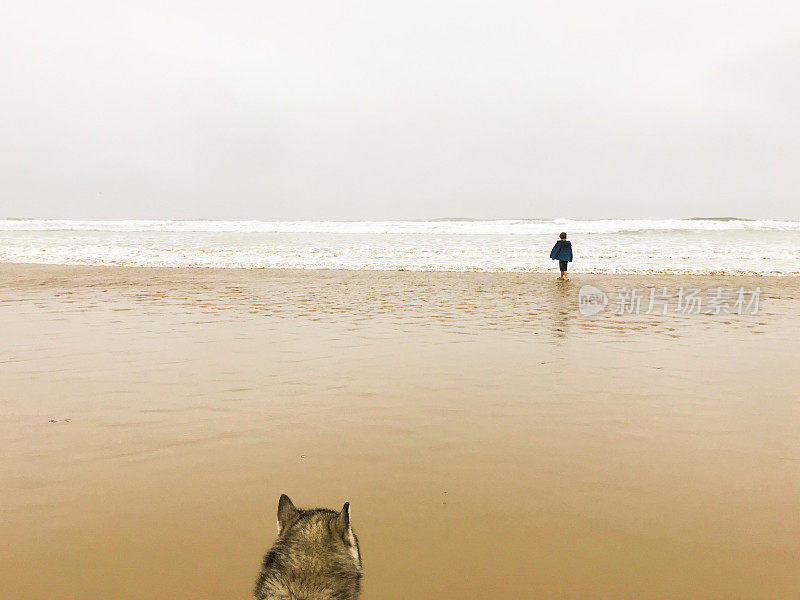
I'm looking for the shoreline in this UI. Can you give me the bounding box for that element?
[2,261,797,277]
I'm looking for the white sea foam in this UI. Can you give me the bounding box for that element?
[0,219,797,274]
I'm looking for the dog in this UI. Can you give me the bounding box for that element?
[254,494,363,600]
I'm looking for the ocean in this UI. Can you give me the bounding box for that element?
[1,218,797,274]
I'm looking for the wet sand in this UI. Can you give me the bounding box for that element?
[1,264,799,599]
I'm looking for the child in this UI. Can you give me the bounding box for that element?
[550,232,573,280]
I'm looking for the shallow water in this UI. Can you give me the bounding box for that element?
[1,266,799,599]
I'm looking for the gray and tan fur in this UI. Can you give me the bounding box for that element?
[254,494,363,600]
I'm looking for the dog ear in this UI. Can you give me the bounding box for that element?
[277,494,299,534]
[333,502,351,537]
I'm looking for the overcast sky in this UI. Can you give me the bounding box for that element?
[1,1,798,220]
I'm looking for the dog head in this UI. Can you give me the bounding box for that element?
[254,495,362,600]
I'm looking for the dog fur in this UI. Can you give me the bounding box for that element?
[254,494,363,600]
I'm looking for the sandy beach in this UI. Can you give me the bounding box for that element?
[1,264,798,599]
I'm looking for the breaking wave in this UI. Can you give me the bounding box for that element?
[1,219,797,274]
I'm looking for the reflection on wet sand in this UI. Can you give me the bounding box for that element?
[548,280,574,340]
[1,265,799,600]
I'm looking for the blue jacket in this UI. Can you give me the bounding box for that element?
[550,240,573,262]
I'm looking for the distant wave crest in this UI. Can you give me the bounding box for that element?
[1,218,798,234]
